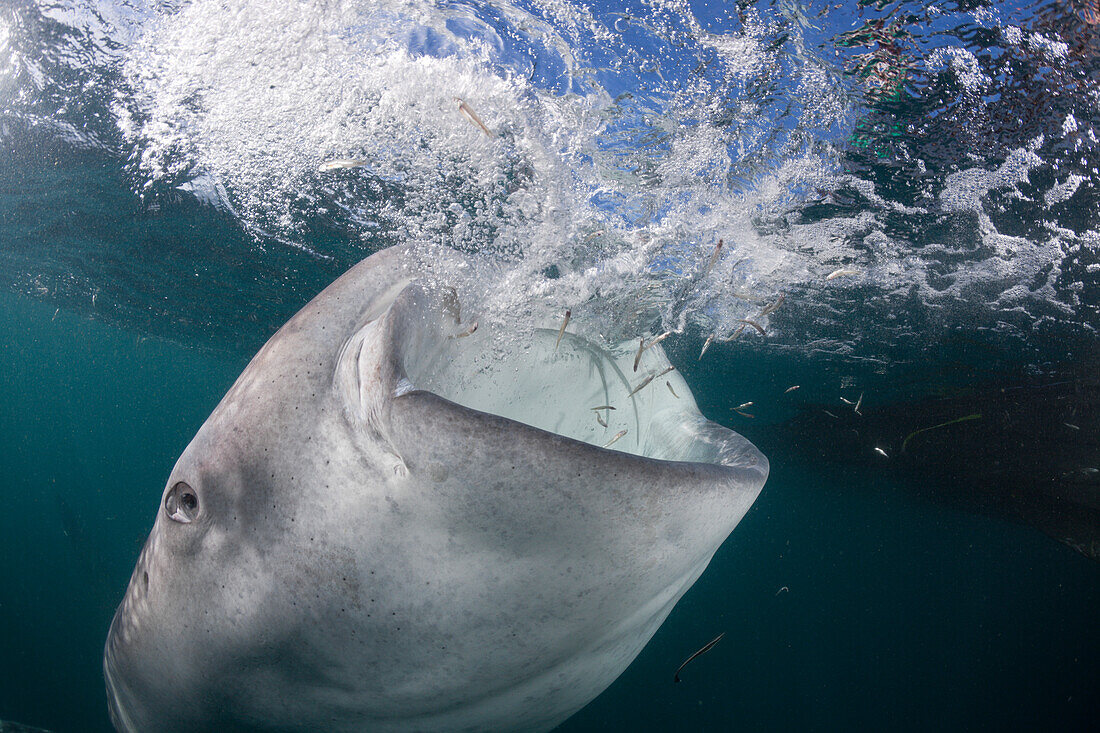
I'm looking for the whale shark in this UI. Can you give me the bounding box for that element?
[104,244,768,732]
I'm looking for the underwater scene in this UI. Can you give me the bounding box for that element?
[1,0,1098,730]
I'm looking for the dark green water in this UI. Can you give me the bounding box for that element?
[2,291,1096,732]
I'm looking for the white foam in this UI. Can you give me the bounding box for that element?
[11,0,1072,363]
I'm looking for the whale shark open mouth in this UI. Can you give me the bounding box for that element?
[356,275,765,475]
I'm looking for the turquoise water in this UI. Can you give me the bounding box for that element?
[0,294,242,731]
[2,0,1099,730]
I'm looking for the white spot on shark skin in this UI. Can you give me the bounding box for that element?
[105,244,768,733]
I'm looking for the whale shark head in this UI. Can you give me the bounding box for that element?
[104,245,767,732]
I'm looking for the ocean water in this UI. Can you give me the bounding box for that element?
[1,0,1098,731]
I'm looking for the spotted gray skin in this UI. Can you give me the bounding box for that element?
[104,244,768,732]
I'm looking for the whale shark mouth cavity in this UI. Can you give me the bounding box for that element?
[376,278,764,473]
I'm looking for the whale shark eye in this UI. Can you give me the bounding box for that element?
[164,482,200,524]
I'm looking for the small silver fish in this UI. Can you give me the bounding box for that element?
[633,337,645,372]
[737,318,765,335]
[825,268,860,281]
[628,375,654,397]
[874,447,888,457]
[702,238,723,277]
[555,310,571,351]
[666,381,679,398]
[839,396,855,405]
[735,401,754,410]
[318,158,368,172]
[451,321,478,338]
[1065,422,1080,430]
[673,631,725,684]
[603,430,627,448]
[590,405,617,411]
[455,97,493,137]
[733,409,754,418]
[784,385,800,393]
[637,330,674,359]
[627,365,675,397]
[595,412,607,428]
[699,334,714,360]
[854,392,863,415]
[758,294,785,317]
[720,324,746,342]
[647,331,673,349]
